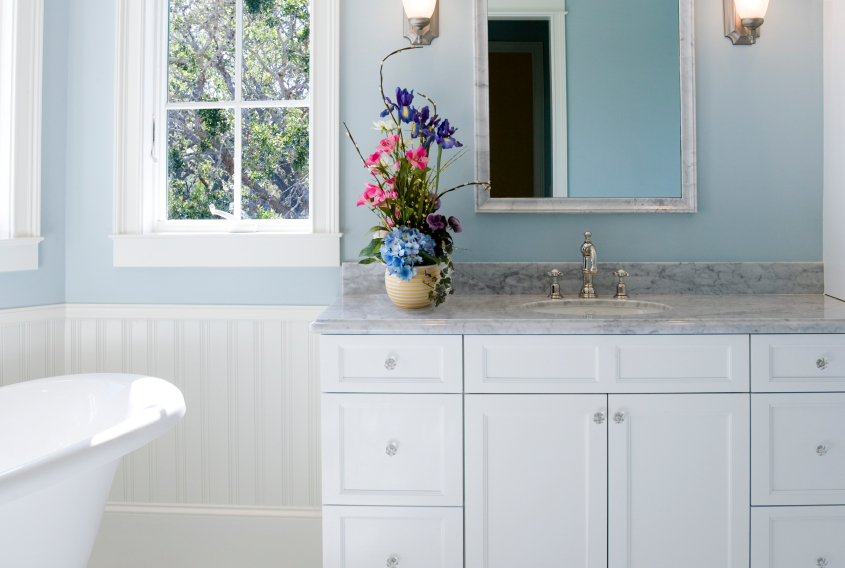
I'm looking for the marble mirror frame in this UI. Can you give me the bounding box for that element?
[473,0,697,213]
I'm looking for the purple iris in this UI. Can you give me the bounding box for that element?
[426,214,446,230]
[429,192,441,211]
[448,216,462,233]
[380,88,416,123]
[435,119,463,149]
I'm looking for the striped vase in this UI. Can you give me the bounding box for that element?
[384,264,441,309]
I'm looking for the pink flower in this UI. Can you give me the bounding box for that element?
[385,189,398,200]
[356,183,386,207]
[385,217,395,228]
[377,135,399,153]
[384,177,396,189]
[364,151,384,168]
[405,146,429,170]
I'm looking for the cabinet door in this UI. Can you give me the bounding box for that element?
[465,394,608,568]
[751,506,845,568]
[608,394,750,568]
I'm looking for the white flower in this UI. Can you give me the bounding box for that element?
[372,120,398,132]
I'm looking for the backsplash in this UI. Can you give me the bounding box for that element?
[343,262,824,296]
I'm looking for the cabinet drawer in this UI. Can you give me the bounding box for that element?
[323,506,463,568]
[321,393,462,506]
[752,506,845,568]
[752,393,845,505]
[752,335,845,392]
[465,335,749,393]
[320,335,462,393]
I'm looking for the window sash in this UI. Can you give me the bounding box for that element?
[156,0,313,230]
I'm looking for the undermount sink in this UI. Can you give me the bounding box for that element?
[522,299,673,316]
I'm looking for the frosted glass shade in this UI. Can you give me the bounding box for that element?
[402,0,437,19]
[734,0,769,19]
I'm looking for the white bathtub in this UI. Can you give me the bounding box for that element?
[0,374,186,568]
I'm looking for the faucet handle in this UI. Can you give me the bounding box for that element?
[613,270,629,300]
[547,269,563,300]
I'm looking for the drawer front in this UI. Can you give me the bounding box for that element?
[752,393,845,505]
[321,335,462,393]
[751,506,845,568]
[323,506,463,568]
[465,335,749,393]
[752,335,845,392]
[321,393,462,506]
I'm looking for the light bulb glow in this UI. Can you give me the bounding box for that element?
[402,0,437,19]
[734,0,769,20]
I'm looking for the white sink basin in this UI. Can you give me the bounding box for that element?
[522,299,673,316]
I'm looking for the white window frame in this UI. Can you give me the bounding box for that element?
[111,0,340,267]
[0,0,44,272]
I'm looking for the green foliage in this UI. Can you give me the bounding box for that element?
[166,0,310,220]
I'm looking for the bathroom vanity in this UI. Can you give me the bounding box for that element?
[312,278,845,568]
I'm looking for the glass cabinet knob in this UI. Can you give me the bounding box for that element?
[817,558,828,567]
[385,357,397,371]
[614,412,625,424]
[817,358,829,370]
[386,442,398,456]
[386,555,400,567]
[594,412,606,425]
[817,444,828,456]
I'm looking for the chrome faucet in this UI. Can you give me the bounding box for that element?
[579,232,598,298]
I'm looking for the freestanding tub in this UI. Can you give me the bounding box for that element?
[0,373,186,568]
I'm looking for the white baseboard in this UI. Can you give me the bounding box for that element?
[89,505,322,568]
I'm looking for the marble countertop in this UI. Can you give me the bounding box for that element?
[309,294,845,335]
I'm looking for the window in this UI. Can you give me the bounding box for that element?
[112,0,340,267]
[0,0,43,272]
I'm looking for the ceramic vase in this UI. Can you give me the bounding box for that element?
[384,264,441,309]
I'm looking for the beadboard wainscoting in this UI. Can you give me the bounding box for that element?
[0,304,326,568]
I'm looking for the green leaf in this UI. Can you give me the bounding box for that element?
[366,225,388,235]
[359,238,383,258]
[358,258,379,265]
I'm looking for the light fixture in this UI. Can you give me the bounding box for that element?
[725,0,769,44]
[402,0,439,46]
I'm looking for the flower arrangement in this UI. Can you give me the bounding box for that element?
[346,47,487,307]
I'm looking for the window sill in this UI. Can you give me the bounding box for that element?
[0,238,43,272]
[110,233,342,268]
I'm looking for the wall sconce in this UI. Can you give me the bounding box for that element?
[402,0,439,45]
[725,0,769,44]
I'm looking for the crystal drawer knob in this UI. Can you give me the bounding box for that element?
[386,442,398,456]
[387,556,400,567]
[817,358,829,370]
[614,412,625,424]
[817,558,828,567]
[385,357,397,371]
[817,444,828,456]
[594,412,606,425]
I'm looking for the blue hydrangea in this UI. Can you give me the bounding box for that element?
[380,227,436,282]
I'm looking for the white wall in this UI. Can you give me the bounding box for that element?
[825,0,845,300]
[0,305,324,568]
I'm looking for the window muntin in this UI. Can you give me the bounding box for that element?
[163,0,310,224]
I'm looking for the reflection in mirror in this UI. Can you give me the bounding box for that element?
[476,0,697,212]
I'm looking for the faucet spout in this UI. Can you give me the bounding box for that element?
[579,231,598,298]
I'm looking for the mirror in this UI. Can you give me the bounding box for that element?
[474,0,696,212]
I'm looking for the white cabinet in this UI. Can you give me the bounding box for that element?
[321,393,463,506]
[608,394,750,568]
[465,335,750,393]
[323,505,463,568]
[320,335,463,393]
[464,395,608,568]
[752,393,845,505]
[751,506,845,568]
[751,334,845,392]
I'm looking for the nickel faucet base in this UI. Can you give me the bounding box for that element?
[579,232,598,299]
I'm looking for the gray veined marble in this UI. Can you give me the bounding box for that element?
[310,293,845,336]
[343,262,823,296]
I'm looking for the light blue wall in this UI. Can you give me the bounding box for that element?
[63,0,341,305]
[566,0,682,198]
[0,0,68,310]
[4,0,823,309]
[342,0,823,265]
